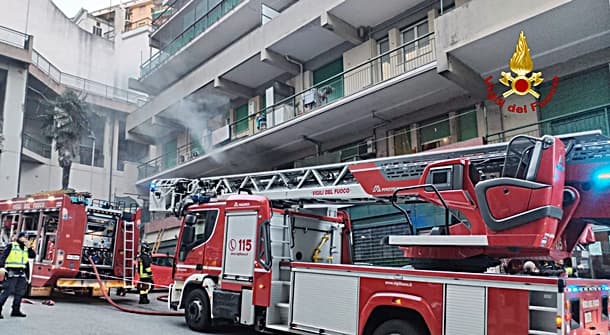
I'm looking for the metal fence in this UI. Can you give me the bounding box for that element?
[31,50,148,106]
[486,104,610,144]
[140,0,243,78]
[0,25,30,49]
[352,222,411,267]
[23,133,52,158]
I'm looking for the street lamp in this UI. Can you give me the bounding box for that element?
[88,132,96,194]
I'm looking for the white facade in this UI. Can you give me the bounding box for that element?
[0,0,153,202]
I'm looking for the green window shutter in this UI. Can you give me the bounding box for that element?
[163,138,177,169]
[540,67,610,120]
[420,118,450,144]
[235,103,249,133]
[457,110,478,141]
[313,58,344,103]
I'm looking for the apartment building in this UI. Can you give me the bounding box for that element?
[72,0,160,39]
[0,0,152,203]
[127,0,610,255]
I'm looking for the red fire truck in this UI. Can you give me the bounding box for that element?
[149,131,610,335]
[0,190,140,297]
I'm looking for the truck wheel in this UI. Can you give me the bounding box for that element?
[373,319,425,335]
[184,289,212,332]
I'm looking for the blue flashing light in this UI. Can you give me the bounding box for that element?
[567,285,578,293]
[602,284,609,291]
[191,194,211,203]
[150,182,157,192]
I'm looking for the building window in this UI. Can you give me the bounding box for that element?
[457,109,478,141]
[117,120,148,171]
[393,127,413,155]
[400,20,430,72]
[79,113,104,167]
[419,115,450,151]
[313,58,344,104]
[377,37,390,81]
[92,26,102,36]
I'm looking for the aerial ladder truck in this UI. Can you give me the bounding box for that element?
[149,130,610,335]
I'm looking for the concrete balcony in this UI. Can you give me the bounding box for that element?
[0,25,32,64]
[435,0,610,95]
[135,33,466,185]
[136,0,295,93]
[21,133,52,164]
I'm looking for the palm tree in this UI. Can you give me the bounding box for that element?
[40,90,92,189]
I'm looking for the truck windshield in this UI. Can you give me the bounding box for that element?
[179,210,218,261]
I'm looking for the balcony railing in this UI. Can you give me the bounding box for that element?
[23,133,52,158]
[486,104,610,144]
[32,50,148,106]
[151,0,188,30]
[137,141,204,179]
[140,0,243,78]
[227,33,437,141]
[0,25,30,49]
[137,34,437,180]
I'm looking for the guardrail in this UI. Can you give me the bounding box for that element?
[23,133,52,158]
[0,25,30,49]
[140,0,242,78]
[486,104,610,143]
[136,33,437,180]
[32,50,148,106]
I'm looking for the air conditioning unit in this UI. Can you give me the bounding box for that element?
[358,138,376,158]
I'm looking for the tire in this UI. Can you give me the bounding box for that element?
[184,289,212,332]
[373,319,424,335]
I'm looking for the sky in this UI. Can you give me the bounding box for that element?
[52,0,124,18]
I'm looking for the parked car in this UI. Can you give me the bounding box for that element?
[150,253,174,290]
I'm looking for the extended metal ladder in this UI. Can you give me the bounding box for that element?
[149,130,609,213]
[122,218,136,288]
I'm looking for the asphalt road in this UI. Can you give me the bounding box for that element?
[0,290,256,335]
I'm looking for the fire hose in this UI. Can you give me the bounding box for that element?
[88,257,183,316]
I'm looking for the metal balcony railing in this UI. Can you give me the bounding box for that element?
[486,104,610,144]
[140,0,242,78]
[23,133,52,158]
[0,25,30,49]
[151,0,189,30]
[136,34,437,180]
[31,50,149,106]
[137,141,204,179]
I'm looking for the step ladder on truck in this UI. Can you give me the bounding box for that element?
[149,130,610,335]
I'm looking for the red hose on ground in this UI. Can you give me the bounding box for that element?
[157,295,169,302]
[89,257,183,316]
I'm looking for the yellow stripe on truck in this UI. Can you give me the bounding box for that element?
[56,279,126,288]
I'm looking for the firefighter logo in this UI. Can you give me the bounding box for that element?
[484,31,559,114]
[499,31,543,98]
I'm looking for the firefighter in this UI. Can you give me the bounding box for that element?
[137,243,154,304]
[0,232,36,319]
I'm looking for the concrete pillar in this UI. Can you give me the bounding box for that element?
[410,123,419,152]
[388,28,401,78]
[448,111,459,143]
[427,9,438,33]
[0,62,27,198]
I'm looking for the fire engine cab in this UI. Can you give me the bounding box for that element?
[150,131,610,335]
[0,190,140,297]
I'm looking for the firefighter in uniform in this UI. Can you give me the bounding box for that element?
[137,244,154,304]
[0,232,36,319]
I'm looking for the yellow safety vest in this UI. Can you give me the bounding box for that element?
[139,258,152,278]
[5,242,28,269]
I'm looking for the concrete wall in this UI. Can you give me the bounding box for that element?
[0,0,150,91]
[0,60,27,198]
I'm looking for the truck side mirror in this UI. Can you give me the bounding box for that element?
[185,214,197,226]
[183,226,195,246]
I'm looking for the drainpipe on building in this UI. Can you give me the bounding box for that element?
[108,112,115,202]
[284,55,304,92]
